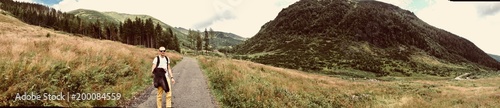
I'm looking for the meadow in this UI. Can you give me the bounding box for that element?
[198,56,500,108]
[0,14,182,107]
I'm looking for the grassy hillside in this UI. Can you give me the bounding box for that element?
[175,27,246,50]
[69,9,121,24]
[68,9,190,49]
[210,31,246,49]
[198,56,500,107]
[488,54,500,62]
[0,13,182,107]
[235,0,499,77]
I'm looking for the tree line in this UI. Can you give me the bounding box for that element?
[0,0,180,52]
[186,28,214,53]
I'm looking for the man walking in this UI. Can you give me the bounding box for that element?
[151,46,175,108]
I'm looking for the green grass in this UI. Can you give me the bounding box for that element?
[198,56,500,108]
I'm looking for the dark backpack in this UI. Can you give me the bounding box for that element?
[153,56,170,91]
[155,56,169,69]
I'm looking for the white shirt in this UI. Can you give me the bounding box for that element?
[152,55,170,76]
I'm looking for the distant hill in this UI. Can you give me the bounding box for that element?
[210,31,246,49]
[68,9,190,48]
[175,27,246,49]
[489,54,500,62]
[213,31,247,41]
[235,0,500,77]
[69,9,121,24]
[175,27,190,35]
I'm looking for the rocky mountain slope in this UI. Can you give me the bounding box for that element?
[235,0,500,77]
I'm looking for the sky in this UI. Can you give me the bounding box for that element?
[12,0,500,55]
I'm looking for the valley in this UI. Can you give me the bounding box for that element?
[1,0,499,107]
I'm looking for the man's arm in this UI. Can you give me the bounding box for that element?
[150,64,156,79]
[151,64,156,73]
[168,65,173,78]
[168,64,175,84]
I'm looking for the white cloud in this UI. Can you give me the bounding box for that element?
[49,0,298,38]
[377,0,500,55]
[415,0,500,55]
[208,0,297,37]
[193,0,299,37]
[476,3,500,16]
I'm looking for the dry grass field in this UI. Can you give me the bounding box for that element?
[198,56,500,108]
[0,13,182,107]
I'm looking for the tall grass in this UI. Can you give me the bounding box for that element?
[0,14,182,107]
[198,56,500,108]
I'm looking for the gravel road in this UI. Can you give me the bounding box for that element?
[134,57,217,108]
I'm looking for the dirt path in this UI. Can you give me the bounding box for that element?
[134,57,217,108]
[454,73,471,80]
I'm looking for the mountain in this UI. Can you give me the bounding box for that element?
[489,54,500,62]
[68,9,121,24]
[211,31,247,49]
[235,0,500,77]
[213,31,247,41]
[175,27,246,49]
[68,9,190,48]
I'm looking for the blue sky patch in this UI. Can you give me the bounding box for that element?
[408,0,432,13]
[34,0,63,6]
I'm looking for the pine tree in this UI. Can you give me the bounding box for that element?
[204,28,210,53]
[145,18,155,48]
[196,30,203,51]
[188,29,196,49]
[134,17,143,45]
[124,18,133,44]
[77,16,82,34]
[174,34,181,53]
[95,19,102,39]
[112,24,119,41]
[105,24,111,40]
[153,23,163,48]
[163,28,171,49]
[209,28,216,39]
[154,23,163,48]
[118,22,124,42]
[168,28,177,51]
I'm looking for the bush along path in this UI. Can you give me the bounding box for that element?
[134,57,217,108]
